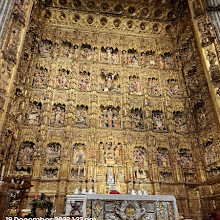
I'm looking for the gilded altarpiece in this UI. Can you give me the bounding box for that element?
[0,0,220,218]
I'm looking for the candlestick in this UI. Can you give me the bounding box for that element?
[94,167,96,181]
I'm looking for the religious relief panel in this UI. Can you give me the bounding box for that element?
[158,52,176,70]
[194,101,208,128]
[205,148,217,166]
[32,66,48,88]
[133,146,147,168]
[100,105,121,128]
[78,70,90,91]
[50,103,65,125]
[80,43,92,60]
[76,105,88,126]
[55,68,70,89]
[183,172,196,182]
[100,46,119,64]
[172,111,187,133]
[179,148,194,169]
[147,77,162,96]
[130,108,144,130]
[43,168,58,179]
[24,101,42,125]
[140,50,157,67]
[17,141,35,164]
[167,79,181,97]
[38,38,53,57]
[99,142,122,165]
[129,76,141,94]
[99,69,120,93]
[152,110,166,131]
[46,142,61,164]
[207,167,220,179]
[160,171,173,181]
[157,147,170,167]
[59,40,72,58]
[123,49,139,66]
[72,143,86,164]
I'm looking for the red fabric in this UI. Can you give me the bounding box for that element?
[110,190,120,194]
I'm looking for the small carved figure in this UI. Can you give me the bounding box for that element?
[73,44,79,60]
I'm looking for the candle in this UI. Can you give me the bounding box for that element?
[78,165,80,176]
[137,167,139,179]
[90,166,92,178]
[84,165,86,177]
[1,165,5,179]
[130,167,133,179]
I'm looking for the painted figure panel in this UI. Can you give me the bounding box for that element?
[72,143,86,164]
